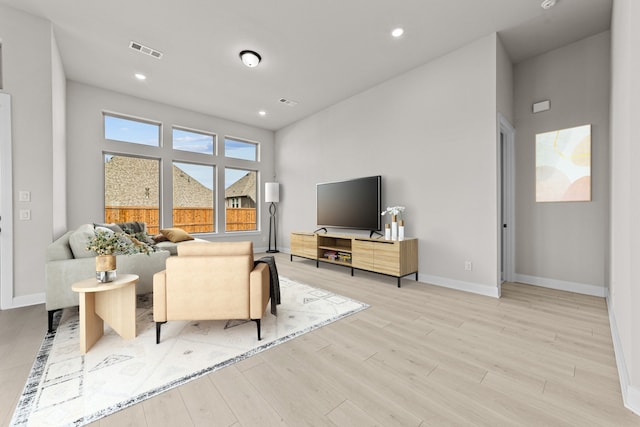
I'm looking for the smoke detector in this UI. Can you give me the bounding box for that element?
[129,41,163,59]
[541,0,556,10]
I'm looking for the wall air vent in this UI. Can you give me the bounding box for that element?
[129,41,163,59]
[279,98,298,107]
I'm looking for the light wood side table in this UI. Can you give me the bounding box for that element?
[72,273,139,354]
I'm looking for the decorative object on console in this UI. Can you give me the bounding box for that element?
[385,223,391,240]
[381,206,405,241]
[265,182,280,253]
[399,220,405,241]
[391,215,398,240]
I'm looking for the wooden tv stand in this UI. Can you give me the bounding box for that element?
[290,232,418,287]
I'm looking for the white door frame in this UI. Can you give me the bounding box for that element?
[0,92,13,309]
[499,113,515,284]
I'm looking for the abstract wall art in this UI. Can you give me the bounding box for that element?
[536,124,591,202]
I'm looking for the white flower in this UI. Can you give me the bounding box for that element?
[381,206,405,217]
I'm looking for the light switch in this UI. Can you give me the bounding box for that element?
[19,191,30,202]
[19,209,31,220]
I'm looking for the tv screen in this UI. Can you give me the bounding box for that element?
[316,175,382,231]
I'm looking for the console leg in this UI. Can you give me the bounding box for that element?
[397,277,401,288]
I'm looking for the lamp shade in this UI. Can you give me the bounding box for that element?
[265,182,280,203]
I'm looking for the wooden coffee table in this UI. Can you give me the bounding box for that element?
[72,274,139,354]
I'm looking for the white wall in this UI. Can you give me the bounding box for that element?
[610,0,640,414]
[496,35,514,125]
[51,30,67,239]
[513,31,611,296]
[276,34,500,296]
[66,82,275,250]
[0,5,55,304]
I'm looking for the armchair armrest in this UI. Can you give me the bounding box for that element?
[249,262,270,319]
[153,270,168,322]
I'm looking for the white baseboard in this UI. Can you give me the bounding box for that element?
[419,273,500,298]
[514,274,606,297]
[607,291,640,416]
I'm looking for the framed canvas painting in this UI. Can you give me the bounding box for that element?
[536,124,591,202]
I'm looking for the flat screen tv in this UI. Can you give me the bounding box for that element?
[316,175,382,232]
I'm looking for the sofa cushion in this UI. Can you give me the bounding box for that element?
[69,224,98,258]
[117,221,147,234]
[160,227,195,243]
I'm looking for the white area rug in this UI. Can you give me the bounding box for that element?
[11,277,368,426]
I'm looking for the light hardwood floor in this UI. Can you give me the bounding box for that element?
[2,252,639,426]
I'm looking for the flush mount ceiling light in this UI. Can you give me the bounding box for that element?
[134,73,147,80]
[258,110,267,116]
[541,0,556,9]
[240,50,261,68]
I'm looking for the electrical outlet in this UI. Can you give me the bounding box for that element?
[465,261,472,271]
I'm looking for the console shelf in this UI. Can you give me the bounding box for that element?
[290,232,418,287]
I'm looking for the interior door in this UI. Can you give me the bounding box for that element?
[499,114,515,283]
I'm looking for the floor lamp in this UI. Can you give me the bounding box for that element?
[265,182,280,253]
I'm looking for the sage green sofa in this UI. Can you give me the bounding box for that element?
[45,223,172,331]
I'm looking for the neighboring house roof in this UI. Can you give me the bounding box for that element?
[225,171,256,203]
[104,156,213,207]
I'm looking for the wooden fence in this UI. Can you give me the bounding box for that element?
[105,206,256,234]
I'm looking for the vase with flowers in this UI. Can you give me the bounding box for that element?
[86,228,152,282]
[381,206,405,240]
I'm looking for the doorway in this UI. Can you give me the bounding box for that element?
[0,92,13,309]
[499,114,515,284]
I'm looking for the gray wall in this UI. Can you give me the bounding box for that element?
[513,31,611,295]
[276,34,501,296]
[66,82,275,250]
[610,0,640,409]
[496,35,514,125]
[0,5,55,303]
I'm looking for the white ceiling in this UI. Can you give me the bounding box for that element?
[0,0,612,131]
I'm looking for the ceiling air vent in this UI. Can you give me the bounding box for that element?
[129,41,163,59]
[279,98,298,107]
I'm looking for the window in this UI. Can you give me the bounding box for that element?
[104,154,160,233]
[104,114,160,147]
[173,127,215,155]
[173,162,215,232]
[102,112,264,235]
[224,137,257,161]
[225,168,257,231]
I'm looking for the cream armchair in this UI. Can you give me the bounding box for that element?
[153,241,270,344]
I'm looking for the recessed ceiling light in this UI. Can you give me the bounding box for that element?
[391,28,404,38]
[135,73,147,80]
[258,110,267,116]
[541,0,556,9]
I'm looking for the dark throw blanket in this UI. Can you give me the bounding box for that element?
[255,256,281,315]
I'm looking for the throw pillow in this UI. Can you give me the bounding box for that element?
[93,222,124,233]
[69,224,98,258]
[152,233,170,243]
[160,227,195,243]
